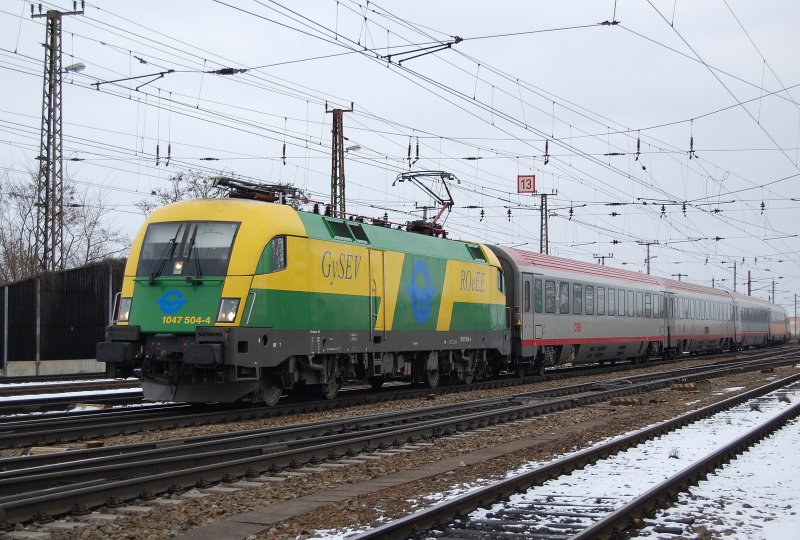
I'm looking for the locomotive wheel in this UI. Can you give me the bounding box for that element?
[424,369,440,389]
[462,371,475,385]
[259,379,283,407]
[367,376,385,389]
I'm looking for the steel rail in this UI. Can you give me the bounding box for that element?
[0,359,797,526]
[347,372,800,540]
[0,391,145,416]
[573,400,800,539]
[0,345,789,425]
[1,350,794,451]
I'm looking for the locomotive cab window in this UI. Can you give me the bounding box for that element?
[137,220,239,278]
[497,269,505,293]
[257,236,287,274]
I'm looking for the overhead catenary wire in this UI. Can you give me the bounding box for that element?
[2,1,797,298]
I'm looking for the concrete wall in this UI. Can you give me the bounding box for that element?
[5,359,105,377]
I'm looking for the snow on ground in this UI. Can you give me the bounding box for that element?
[311,383,800,539]
[0,378,124,389]
[0,387,142,403]
[633,416,800,540]
[463,386,800,530]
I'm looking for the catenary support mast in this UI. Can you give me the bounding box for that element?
[32,4,83,271]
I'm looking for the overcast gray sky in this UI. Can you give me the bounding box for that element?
[2,0,799,311]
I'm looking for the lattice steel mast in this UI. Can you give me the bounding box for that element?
[32,3,83,271]
[327,103,353,218]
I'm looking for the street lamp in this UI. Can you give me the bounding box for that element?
[64,62,85,73]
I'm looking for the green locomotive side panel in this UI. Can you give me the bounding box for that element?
[128,277,224,333]
[450,302,507,331]
[243,289,380,330]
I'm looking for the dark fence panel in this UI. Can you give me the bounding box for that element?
[3,260,126,363]
[7,277,37,362]
[41,261,121,360]
[0,286,6,367]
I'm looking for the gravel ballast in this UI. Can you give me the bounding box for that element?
[6,357,796,540]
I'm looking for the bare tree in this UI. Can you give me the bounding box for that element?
[0,168,129,284]
[62,183,129,268]
[135,170,222,215]
[0,170,39,282]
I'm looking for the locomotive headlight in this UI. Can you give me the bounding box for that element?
[216,298,240,323]
[117,297,132,322]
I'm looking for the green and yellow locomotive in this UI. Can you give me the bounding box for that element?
[98,195,510,404]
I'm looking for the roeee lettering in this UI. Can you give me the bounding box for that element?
[460,270,486,292]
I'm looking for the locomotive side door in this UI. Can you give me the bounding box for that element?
[368,249,386,340]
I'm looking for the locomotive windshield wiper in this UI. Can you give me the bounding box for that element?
[185,233,203,283]
[148,225,183,284]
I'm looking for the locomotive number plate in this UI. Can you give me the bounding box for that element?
[162,316,213,325]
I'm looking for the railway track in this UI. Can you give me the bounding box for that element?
[350,375,800,539]
[0,347,792,450]
[0,350,797,528]
[0,379,143,415]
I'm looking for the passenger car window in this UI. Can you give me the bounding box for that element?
[573,283,582,314]
[608,288,616,316]
[597,287,605,315]
[636,291,643,317]
[534,279,543,313]
[585,286,594,315]
[545,281,556,313]
[627,290,634,317]
[645,293,651,317]
[559,282,570,314]
[524,281,531,313]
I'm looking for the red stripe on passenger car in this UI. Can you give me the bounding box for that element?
[521,333,741,347]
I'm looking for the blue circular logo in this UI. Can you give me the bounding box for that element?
[157,289,187,314]
[407,261,435,324]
